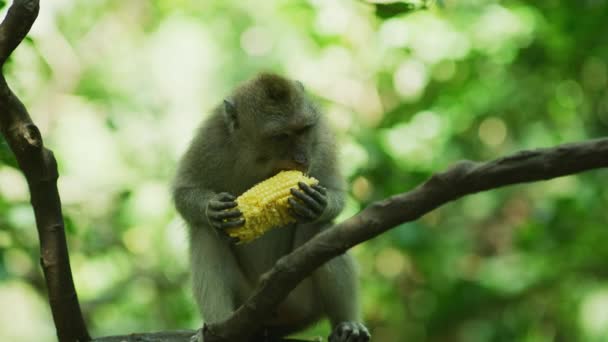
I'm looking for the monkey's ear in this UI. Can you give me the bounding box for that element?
[223,99,239,131]
[295,80,305,91]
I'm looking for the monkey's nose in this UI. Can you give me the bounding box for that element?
[293,152,308,166]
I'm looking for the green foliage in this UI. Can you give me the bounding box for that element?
[1,0,608,341]
[374,2,418,19]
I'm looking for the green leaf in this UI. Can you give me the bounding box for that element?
[374,2,417,19]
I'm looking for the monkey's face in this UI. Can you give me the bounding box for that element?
[252,115,318,178]
[228,73,322,179]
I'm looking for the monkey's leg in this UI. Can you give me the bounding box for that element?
[293,223,358,324]
[313,253,370,342]
[190,226,251,323]
[313,252,360,324]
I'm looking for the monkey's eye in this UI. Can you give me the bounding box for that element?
[296,125,313,135]
[272,133,290,141]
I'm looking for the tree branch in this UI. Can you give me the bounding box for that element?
[204,138,608,341]
[0,1,90,341]
[91,138,608,342]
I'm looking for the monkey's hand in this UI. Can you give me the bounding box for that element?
[206,192,245,242]
[288,182,328,223]
[329,322,371,342]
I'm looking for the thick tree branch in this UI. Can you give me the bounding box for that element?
[91,138,608,342]
[204,138,608,341]
[0,1,90,341]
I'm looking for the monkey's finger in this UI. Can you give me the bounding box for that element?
[340,325,354,342]
[304,187,327,207]
[360,326,371,341]
[352,323,370,342]
[287,208,303,221]
[298,181,313,192]
[208,209,242,221]
[217,218,245,229]
[217,192,236,201]
[351,330,365,342]
[289,198,317,220]
[289,198,316,218]
[311,184,327,195]
[329,327,348,342]
[288,208,311,223]
[291,188,324,214]
[209,200,237,210]
[299,182,328,206]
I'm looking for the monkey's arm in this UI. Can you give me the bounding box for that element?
[173,187,244,232]
[173,186,214,226]
[312,169,346,223]
[317,184,345,222]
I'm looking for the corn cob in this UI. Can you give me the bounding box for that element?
[226,170,318,244]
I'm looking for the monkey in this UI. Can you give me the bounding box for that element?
[172,73,370,342]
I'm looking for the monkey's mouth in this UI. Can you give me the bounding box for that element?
[272,162,309,176]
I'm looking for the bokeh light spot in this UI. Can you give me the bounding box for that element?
[352,176,372,201]
[393,59,428,101]
[555,80,584,109]
[579,289,608,339]
[0,166,28,202]
[582,57,607,91]
[375,248,409,278]
[240,26,274,56]
[478,117,507,147]
[379,18,410,48]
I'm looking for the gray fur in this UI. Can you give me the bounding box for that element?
[172,73,366,339]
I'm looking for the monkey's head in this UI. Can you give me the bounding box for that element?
[223,73,321,178]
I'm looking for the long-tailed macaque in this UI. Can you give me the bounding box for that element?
[172,73,370,342]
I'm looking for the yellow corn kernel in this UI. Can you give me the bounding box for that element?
[226,170,318,244]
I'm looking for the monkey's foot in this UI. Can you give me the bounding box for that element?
[329,322,371,342]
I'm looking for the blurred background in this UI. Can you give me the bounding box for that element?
[0,0,607,341]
